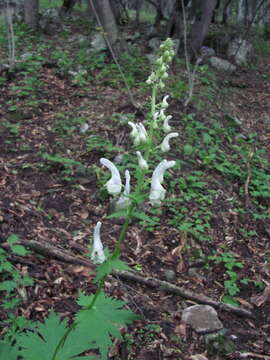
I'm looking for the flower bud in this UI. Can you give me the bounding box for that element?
[91,222,106,264]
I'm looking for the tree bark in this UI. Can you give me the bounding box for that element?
[190,0,217,58]
[24,0,39,30]
[90,0,119,47]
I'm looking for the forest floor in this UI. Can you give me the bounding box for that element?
[0,14,270,360]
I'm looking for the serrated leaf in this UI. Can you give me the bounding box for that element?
[76,291,140,360]
[17,312,96,360]
[0,340,19,360]
[106,210,127,219]
[223,295,239,307]
[183,144,193,155]
[0,280,17,292]
[133,211,157,224]
[95,257,131,283]
[10,244,29,256]
[7,234,19,245]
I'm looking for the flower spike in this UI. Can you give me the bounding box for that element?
[100,158,122,195]
[91,221,106,264]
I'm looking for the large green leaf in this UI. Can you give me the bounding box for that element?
[0,340,19,360]
[17,312,97,360]
[76,291,140,360]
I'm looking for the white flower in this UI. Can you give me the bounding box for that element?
[160,132,179,152]
[115,170,131,210]
[128,122,148,145]
[136,123,148,143]
[149,160,176,206]
[161,95,169,109]
[100,158,122,195]
[158,109,166,122]
[128,121,139,138]
[136,151,149,170]
[163,115,172,133]
[91,221,106,264]
[128,121,141,145]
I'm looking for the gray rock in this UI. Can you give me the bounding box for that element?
[90,33,107,51]
[79,123,90,134]
[181,305,223,334]
[208,56,236,73]
[201,46,215,58]
[227,36,253,66]
[39,8,62,35]
[68,34,88,44]
[113,154,124,164]
[148,37,162,51]
[164,269,176,282]
[145,53,158,63]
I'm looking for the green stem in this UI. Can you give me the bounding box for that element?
[112,203,136,259]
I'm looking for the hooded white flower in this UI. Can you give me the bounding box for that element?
[128,121,140,145]
[149,159,176,206]
[128,121,139,138]
[160,132,179,152]
[115,170,131,210]
[91,221,106,264]
[158,109,166,122]
[163,115,172,133]
[137,123,148,143]
[161,95,169,110]
[100,158,122,195]
[136,151,149,170]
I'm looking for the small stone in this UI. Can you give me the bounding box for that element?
[182,305,223,334]
[90,33,106,51]
[79,123,90,134]
[114,154,124,164]
[164,269,176,282]
[208,56,236,73]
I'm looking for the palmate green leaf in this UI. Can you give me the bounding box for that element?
[17,312,97,360]
[95,257,131,283]
[76,291,140,360]
[0,340,19,360]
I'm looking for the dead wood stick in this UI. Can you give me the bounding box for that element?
[114,270,254,318]
[11,239,254,319]
[18,239,92,267]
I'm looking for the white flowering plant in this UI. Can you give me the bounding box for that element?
[10,39,178,360]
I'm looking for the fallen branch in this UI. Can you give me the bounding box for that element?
[5,239,254,319]
[114,270,254,319]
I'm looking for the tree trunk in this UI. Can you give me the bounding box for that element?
[24,0,39,30]
[90,0,119,46]
[190,0,217,57]
[237,0,246,24]
[60,0,77,15]
[260,0,270,34]
[222,0,233,25]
